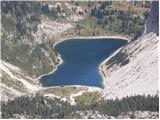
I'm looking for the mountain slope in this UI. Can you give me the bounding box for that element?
[1,1,157,102]
[0,60,42,101]
[100,32,158,99]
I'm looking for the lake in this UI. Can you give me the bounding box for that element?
[40,38,127,88]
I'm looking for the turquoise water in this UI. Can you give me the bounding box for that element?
[40,38,127,88]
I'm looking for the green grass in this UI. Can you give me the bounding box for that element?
[42,86,87,97]
[75,92,101,104]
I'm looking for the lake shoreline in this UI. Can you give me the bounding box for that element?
[37,54,64,80]
[99,47,124,90]
[53,35,130,49]
[38,35,130,90]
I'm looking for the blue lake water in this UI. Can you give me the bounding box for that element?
[40,38,127,88]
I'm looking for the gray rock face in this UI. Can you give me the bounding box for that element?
[100,32,158,99]
[144,1,159,35]
[118,111,159,119]
[77,110,158,119]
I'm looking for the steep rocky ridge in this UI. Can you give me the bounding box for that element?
[100,32,158,99]
[144,1,159,35]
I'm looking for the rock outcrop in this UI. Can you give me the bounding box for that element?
[0,60,42,101]
[144,1,159,35]
[117,111,159,119]
[77,110,158,119]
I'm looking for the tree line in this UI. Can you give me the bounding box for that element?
[1,94,159,119]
